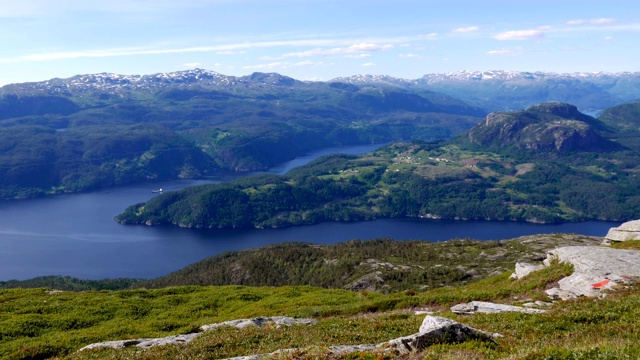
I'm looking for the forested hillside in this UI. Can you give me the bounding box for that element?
[0,70,484,199]
[116,102,640,228]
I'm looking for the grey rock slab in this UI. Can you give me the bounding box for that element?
[200,316,317,331]
[79,317,317,353]
[451,301,547,314]
[78,334,200,351]
[544,246,640,299]
[604,220,640,243]
[510,262,546,279]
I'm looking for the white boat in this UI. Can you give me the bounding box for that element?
[151,188,163,193]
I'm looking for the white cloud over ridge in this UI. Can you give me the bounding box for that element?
[493,29,544,40]
[567,18,617,26]
[242,60,324,70]
[282,43,394,58]
[487,48,523,56]
[453,26,479,33]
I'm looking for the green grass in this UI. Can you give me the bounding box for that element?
[1,258,638,359]
[611,240,640,250]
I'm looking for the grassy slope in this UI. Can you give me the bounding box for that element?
[1,242,638,359]
[142,234,602,292]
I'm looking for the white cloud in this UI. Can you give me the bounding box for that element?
[453,26,479,33]
[567,18,617,26]
[345,54,372,59]
[487,49,510,55]
[0,38,386,64]
[420,33,439,40]
[183,62,202,67]
[398,53,419,58]
[349,43,392,52]
[487,48,523,56]
[493,29,544,40]
[216,50,244,55]
[242,60,323,70]
[362,62,376,67]
[282,42,393,58]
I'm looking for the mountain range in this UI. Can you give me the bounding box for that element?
[335,70,640,112]
[1,69,640,200]
[0,69,486,199]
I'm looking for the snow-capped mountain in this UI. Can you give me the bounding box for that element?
[0,69,301,101]
[2,69,639,112]
[334,70,640,112]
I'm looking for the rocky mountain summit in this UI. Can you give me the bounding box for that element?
[466,102,619,152]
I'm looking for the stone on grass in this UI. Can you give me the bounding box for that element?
[78,334,200,351]
[383,315,500,354]
[510,262,546,279]
[199,316,317,331]
[450,301,546,315]
[79,317,316,352]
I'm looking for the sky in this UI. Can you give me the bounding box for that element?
[1,0,639,86]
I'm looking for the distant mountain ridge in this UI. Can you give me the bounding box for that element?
[334,70,640,112]
[0,70,485,199]
[0,69,290,99]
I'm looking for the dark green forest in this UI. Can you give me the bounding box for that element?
[117,103,640,227]
[0,72,485,199]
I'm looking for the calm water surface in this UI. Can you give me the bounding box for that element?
[0,144,621,280]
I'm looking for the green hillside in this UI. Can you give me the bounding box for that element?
[117,103,640,228]
[0,71,484,200]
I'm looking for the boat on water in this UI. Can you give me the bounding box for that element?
[151,188,163,193]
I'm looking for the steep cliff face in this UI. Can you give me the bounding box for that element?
[467,103,619,152]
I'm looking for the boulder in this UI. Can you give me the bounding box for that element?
[510,262,546,279]
[383,315,501,354]
[604,220,640,243]
[544,246,640,300]
[221,315,500,359]
[450,301,546,315]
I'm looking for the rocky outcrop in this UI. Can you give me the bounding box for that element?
[467,102,619,152]
[510,262,546,279]
[450,301,547,315]
[220,315,500,359]
[78,316,316,352]
[544,246,640,300]
[604,220,640,243]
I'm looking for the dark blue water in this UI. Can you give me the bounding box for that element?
[0,144,621,280]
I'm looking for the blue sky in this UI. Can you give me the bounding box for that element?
[1,0,639,85]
